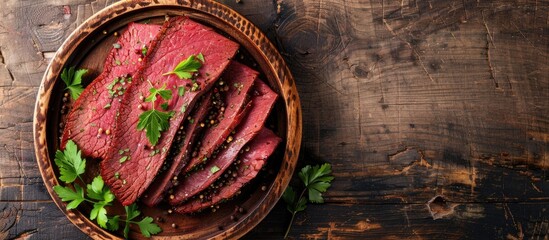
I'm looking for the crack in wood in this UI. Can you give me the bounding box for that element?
[381,0,435,83]
[0,203,18,239]
[11,228,38,240]
[482,11,498,88]
[0,48,16,85]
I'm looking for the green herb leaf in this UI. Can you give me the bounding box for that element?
[141,45,148,56]
[162,54,203,79]
[53,184,85,210]
[160,103,169,111]
[309,181,332,193]
[86,177,115,229]
[123,204,141,238]
[295,196,307,212]
[61,67,87,100]
[210,165,220,174]
[90,202,109,228]
[90,176,104,194]
[107,216,120,231]
[137,109,172,146]
[52,141,162,238]
[283,163,334,239]
[191,82,200,92]
[299,163,333,186]
[125,203,141,221]
[86,176,115,203]
[307,188,324,203]
[298,163,333,203]
[54,140,86,183]
[145,85,172,103]
[282,186,296,212]
[196,53,205,62]
[136,217,162,237]
[178,86,186,97]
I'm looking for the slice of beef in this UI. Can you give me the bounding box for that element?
[183,61,258,173]
[61,23,162,159]
[175,127,281,213]
[101,17,239,206]
[141,93,213,207]
[169,79,278,205]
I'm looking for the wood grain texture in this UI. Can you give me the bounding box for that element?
[1,0,549,239]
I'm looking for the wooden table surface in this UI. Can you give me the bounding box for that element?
[1,0,548,239]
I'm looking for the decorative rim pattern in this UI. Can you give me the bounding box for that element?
[33,0,302,239]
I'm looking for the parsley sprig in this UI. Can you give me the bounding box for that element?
[282,163,334,239]
[61,66,87,100]
[52,140,161,238]
[54,140,86,183]
[107,204,162,238]
[162,53,204,79]
[137,84,174,146]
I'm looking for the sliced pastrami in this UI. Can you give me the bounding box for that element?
[175,127,281,213]
[101,17,239,205]
[61,23,162,159]
[183,61,257,173]
[169,79,278,205]
[141,93,212,207]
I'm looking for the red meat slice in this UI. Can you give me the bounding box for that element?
[61,23,162,159]
[175,127,281,213]
[141,93,212,207]
[101,17,239,205]
[169,79,277,205]
[182,61,258,173]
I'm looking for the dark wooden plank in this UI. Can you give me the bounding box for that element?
[247,202,549,239]
[0,202,88,239]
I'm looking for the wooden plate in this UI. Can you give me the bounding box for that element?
[33,0,301,239]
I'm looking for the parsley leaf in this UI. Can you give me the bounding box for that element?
[107,216,120,231]
[61,66,87,100]
[54,140,86,183]
[141,45,148,56]
[162,54,204,79]
[282,186,296,211]
[138,85,174,145]
[196,53,205,62]
[53,184,85,210]
[126,203,141,221]
[210,165,220,174]
[123,203,160,238]
[86,176,115,228]
[298,163,334,203]
[178,86,186,97]
[283,163,334,239]
[145,85,172,103]
[52,140,162,238]
[90,202,109,228]
[137,217,162,237]
[137,109,172,146]
[86,176,115,204]
[123,204,140,238]
[160,103,169,111]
